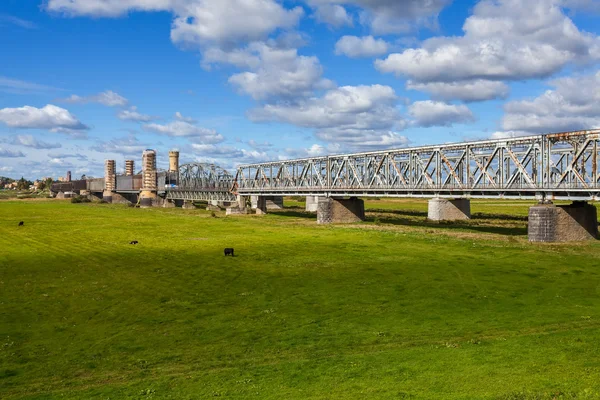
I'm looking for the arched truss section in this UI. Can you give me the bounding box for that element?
[176,163,236,192]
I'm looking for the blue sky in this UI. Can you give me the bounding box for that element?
[1,0,600,180]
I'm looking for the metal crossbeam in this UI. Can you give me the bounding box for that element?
[234,129,600,201]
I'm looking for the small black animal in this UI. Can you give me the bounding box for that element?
[18,221,24,227]
[224,248,234,257]
[130,240,139,245]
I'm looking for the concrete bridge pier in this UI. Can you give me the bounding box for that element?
[306,196,319,212]
[251,195,283,210]
[529,201,598,242]
[182,201,196,210]
[162,199,177,208]
[317,197,365,224]
[255,196,267,215]
[428,198,471,221]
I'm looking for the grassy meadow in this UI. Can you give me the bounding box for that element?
[1,198,600,399]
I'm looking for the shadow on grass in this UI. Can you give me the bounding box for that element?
[270,207,316,220]
[367,208,528,222]
[367,216,527,237]
[274,206,527,236]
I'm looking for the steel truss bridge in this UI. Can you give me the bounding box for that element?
[233,130,600,201]
[165,163,237,202]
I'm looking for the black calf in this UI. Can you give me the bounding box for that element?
[130,241,139,245]
[18,221,24,227]
[224,248,234,257]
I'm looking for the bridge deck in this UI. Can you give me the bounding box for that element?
[234,130,600,201]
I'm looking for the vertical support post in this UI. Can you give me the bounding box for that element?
[125,160,135,176]
[103,160,116,203]
[140,150,157,208]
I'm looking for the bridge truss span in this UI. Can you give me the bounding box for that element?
[165,162,237,202]
[236,129,600,201]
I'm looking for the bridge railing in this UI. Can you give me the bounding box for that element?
[235,130,600,198]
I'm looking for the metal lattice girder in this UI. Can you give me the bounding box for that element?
[164,162,237,201]
[235,129,600,201]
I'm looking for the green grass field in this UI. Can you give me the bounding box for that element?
[1,199,600,399]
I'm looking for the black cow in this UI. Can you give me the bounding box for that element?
[130,241,139,245]
[18,221,24,227]
[224,248,234,257]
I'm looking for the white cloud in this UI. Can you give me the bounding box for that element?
[0,147,26,158]
[170,0,303,46]
[143,113,224,144]
[375,0,600,101]
[90,134,148,155]
[314,5,353,27]
[335,36,389,58]
[376,0,600,100]
[406,80,510,102]
[250,84,408,151]
[501,70,600,133]
[45,0,171,17]
[0,104,89,134]
[308,0,451,34]
[48,0,303,46]
[61,90,128,107]
[408,101,475,127]
[228,43,334,100]
[285,144,327,158]
[117,106,155,122]
[5,134,62,149]
[174,111,196,123]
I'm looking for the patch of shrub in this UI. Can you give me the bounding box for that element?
[71,197,82,204]
[99,199,108,204]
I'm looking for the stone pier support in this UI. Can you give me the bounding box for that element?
[237,195,248,209]
[255,196,267,215]
[428,198,471,221]
[317,197,365,224]
[162,199,176,208]
[305,196,319,212]
[102,190,114,203]
[528,202,598,242]
[251,195,283,210]
[182,201,196,210]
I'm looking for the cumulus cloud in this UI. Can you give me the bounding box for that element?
[4,134,62,149]
[406,80,510,103]
[228,43,334,100]
[61,90,128,107]
[408,101,475,127]
[143,112,224,144]
[0,104,89,134]
[376,0,600,101]
[0,147,26,158]
[117,106,156,122]
[48,0,303,46]
[335,36,389,58]
[250,84,408,151]
[284,144,328,158]
[307,0,451,34]
[314,4,353,27]
[501,70,600,133]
